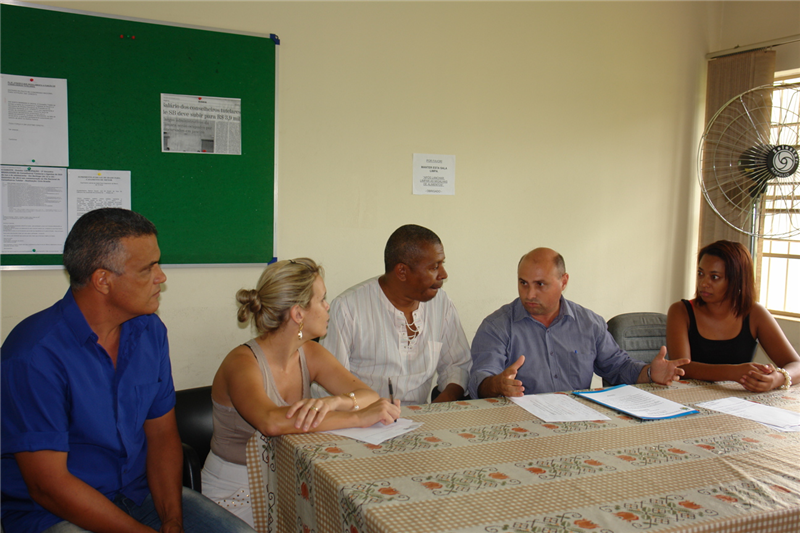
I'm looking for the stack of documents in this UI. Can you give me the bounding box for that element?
[572,385,698,420]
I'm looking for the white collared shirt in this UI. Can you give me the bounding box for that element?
[320,277,471,405]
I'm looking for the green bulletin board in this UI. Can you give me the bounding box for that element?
[1,1,277,266]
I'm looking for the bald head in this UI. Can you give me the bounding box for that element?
[518,248,566,277]
[517,248,568,325]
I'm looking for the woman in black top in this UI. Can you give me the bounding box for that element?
[666,240,800,392]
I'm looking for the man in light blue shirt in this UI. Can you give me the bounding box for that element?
[469,248,688,398]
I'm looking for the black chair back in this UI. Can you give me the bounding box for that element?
[174,385,214,491]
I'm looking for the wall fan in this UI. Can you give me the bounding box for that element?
[698,81,800,239]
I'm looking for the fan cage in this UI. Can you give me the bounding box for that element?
[698,81,800,239]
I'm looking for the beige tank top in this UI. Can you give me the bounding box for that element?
[209,339,311,465]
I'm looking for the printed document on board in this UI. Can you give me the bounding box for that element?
[67,170,131,231]
[1,165,67,254]
[161,93,241,154]
[1,74,69,167]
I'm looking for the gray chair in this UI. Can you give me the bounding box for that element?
[603,312,667,387]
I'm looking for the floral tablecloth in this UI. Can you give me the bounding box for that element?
[246,381,800,533]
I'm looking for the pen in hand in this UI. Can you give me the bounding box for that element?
[388,378,396,422]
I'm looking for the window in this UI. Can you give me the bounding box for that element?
[757,75,800,318]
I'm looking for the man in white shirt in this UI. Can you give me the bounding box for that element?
[320,225,471,405]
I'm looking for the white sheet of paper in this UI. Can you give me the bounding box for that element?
[574,385,698,420]
[667,380,693,389]
[67,170,131,231]
[1,165,67,253]
[324,418,421,445]
[2,74,69,167]
[697,397,800,432]
[161,93,241,154]
[412,153,455,195]
[509,393,610,422]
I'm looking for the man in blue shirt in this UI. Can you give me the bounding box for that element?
[469,248,688,398]
[1,209,253,533]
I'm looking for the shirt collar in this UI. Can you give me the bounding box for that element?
[512,296,574,326]
[60,288,148,347]
[61,288,99,345]
[375,276,427,318]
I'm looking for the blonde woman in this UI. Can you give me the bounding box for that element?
[201,258,400,525]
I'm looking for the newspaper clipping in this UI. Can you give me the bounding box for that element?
[161,94,241,154]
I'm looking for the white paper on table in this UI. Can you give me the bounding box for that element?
[324,418,422,445]
[2,74,69,167]
[697,397,800,432]
[509,393,610,422]
[67,169,131,231]
[573,385,698,420]
[1,165,67,254]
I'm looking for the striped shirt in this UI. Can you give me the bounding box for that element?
[320,277,471,405]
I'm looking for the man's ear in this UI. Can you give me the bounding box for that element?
[394,262,409,282]
[91,269,113,295]
[561,273,569,291]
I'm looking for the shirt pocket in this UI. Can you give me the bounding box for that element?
[566,349,596,382]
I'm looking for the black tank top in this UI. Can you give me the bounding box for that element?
[682,299,757,365]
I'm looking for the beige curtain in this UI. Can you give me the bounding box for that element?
[698,50,776,251]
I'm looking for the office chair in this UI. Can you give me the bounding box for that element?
[174,386,214,492]
[603,312,668,387]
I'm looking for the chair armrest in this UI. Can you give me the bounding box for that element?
[182,442,202,492]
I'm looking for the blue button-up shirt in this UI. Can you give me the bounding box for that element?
[1,289,175,533]
[469,297,644,398]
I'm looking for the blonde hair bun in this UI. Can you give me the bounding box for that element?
[237,258,323,334]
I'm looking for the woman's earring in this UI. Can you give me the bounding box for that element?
[298,321,304,340]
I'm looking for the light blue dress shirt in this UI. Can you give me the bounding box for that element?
[468,297,645,398]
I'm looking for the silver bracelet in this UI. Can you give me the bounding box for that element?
[647,365,653,383]
[775,367,792,390]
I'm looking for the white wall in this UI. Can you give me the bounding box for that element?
[2,1,798,389]
[715,1,800,73]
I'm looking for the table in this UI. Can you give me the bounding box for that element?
[246,381,800,533]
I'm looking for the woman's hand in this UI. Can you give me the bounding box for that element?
[356,398,401,427]
[286,398,332,431]
[740,363,785,392]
